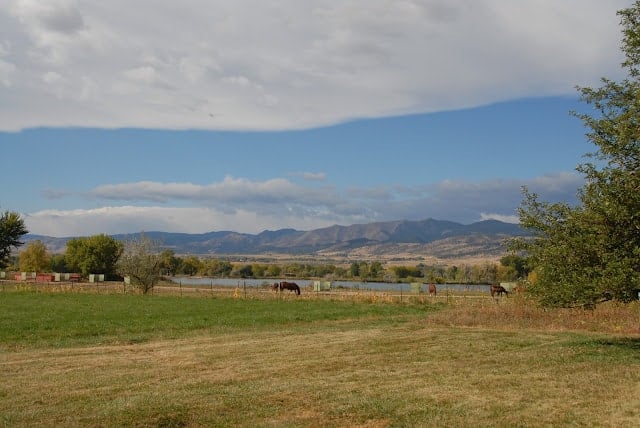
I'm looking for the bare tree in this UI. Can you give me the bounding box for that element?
[116,234,162,294]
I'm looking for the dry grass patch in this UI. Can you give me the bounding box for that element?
[427,293,640,335]
[2,324,639,426]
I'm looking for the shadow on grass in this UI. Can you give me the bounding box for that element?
[564,336,640,363]
[592,337,640,351]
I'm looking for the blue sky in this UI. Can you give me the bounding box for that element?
[0,1,632,237]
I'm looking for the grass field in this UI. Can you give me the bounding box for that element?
[1,287,639,427]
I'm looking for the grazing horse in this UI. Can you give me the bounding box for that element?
[490,284,509,297]
[428,283,437,296]
[273,281,300,295]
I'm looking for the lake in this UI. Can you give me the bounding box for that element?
[168,277,491,293]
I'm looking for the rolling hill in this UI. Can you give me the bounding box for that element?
[24,218,527,263]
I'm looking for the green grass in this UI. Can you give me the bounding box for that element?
[0,290,639,427]
[0,291,436,349]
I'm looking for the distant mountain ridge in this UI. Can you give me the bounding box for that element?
[24,218,527,261]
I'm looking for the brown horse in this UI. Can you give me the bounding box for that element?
[490,284,509,297]
[428,283,437,296]
[273,281,300,295]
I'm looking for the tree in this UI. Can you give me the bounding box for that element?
[212,259,233,277]
[369,261,384,280]
[65,234,123,277]
[265,264,282,277]
[515,2,640,307]
[49,254,68,273]
[251,263,267,277]
[358,262,369,280]
[116,234,162,294]
[231,264,253,278]
[390,265,422,280]
[349,261,360,278]
[158,249,180,275]
[18,240,50,272]
[499,255,530,280]
[179,255,202,276]
[0,210,28,269]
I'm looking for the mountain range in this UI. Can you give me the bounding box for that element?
[25,218,528,264]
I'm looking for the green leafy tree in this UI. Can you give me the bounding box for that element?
[158,249,180,275]
[515,2,640,307]
[18,240,50,272]
[0,210,28,268]
[369,261,384,280]
[266,264,282,277]
[500,255,530,280]
[116,234,162,294]
[49,254,68,273]
[446,265,459,282]
[349,261,360,278]
[212,259,233,277]
[178,255,202,276]
[231,264,253,278]
[65,234,123,277]
[390,265,422,280]
[251,264,267,277]
[358,262,369,280]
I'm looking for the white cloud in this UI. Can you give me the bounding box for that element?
[88,176,337,209]
[123,66,157,84]
[26,172,584,236]
[24,206,346,237]
[0,60,16,87]
[42,70,61,84]
[479,213,520,224]
[0,0,629,131]
[290,171,327,181]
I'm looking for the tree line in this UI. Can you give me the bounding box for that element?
[3,231,528,286]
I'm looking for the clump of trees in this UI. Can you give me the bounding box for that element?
[65,234,123,278]
[18,240,50,272]
[514,2,640,307]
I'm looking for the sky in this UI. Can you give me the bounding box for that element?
[0,0,633,237]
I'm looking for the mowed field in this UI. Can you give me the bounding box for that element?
[1,285,639,427]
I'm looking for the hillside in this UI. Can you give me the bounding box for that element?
[24,218,527,264]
